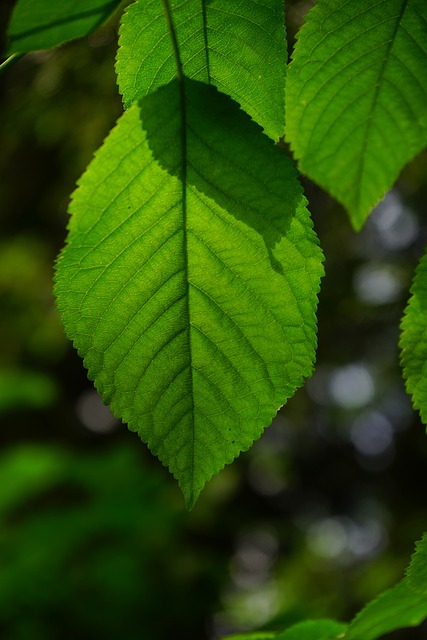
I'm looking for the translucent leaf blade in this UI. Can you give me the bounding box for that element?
[116,0,286,140]
[286,0,427,229]
[6,0,121,55]
[55,79,323,508]
[400,251,427,424]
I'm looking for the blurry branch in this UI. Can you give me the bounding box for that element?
[0,52,24,74]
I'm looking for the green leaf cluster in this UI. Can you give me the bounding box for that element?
[3,0,427,637]
[3,0,427,553]
[49,0,324,509]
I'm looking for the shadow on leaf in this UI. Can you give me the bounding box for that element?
[139,78,305,275]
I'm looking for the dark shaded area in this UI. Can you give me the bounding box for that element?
[0,0,16,56]
[1,3,427,639]
[139,77,303,273]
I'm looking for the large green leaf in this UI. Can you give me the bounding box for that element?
[400,251,427,425]
[286,0,427,229]
[54,78,323,508]
[116,0,286,140]
[6,0,122,54]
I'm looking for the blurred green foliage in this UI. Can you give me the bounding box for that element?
[0,443,225,640]
[1,2,427,639]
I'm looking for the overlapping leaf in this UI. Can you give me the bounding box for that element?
[55,78,323,507]
[286,0,427,229]
[116,0,286,140]
[6,0,122,54]
[400,252,427,425]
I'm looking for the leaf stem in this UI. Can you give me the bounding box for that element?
[201,0,211,84]
[0,53,25,75]
[161,0,186,191]
[161,0,184,82]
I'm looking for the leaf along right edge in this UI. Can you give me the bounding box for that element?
[285,0,427,229]
[220,532,427,640]
[400,250,427,425]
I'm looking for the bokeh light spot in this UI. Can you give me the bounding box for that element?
[329,364,374,409]
[76,389,118,433]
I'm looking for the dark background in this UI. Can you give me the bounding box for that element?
[1,2,427,639]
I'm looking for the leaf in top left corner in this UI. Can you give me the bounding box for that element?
[6,0,122,54]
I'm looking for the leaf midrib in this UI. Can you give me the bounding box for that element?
[162,0,197,504]
[201,0,211,83]
[353,0,409,217]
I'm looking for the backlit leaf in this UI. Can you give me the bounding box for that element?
[286,0,427,229]
[54,78,323,508]
[116,0,287,140]
[6,0,122,54]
